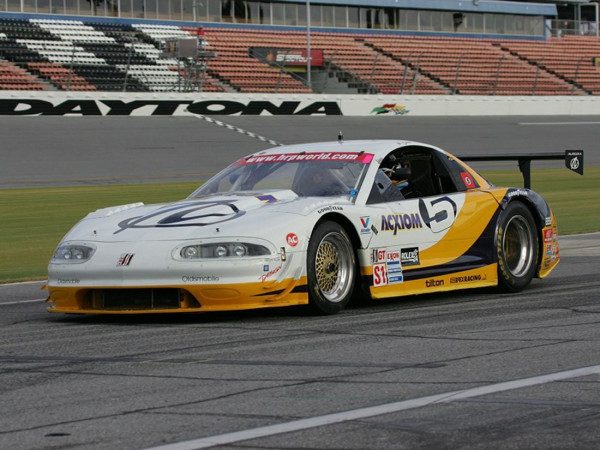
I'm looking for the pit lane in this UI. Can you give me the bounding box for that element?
[1,116,599,449]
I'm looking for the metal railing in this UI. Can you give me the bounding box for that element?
[358,51,590,96]
[551,19,599,37]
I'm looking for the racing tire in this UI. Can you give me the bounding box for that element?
[307,221,356,315]
[496,201,539,292]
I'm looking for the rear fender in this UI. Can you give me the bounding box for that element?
[485,187,558,278]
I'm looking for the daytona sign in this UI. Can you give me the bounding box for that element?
[0,99,342,116]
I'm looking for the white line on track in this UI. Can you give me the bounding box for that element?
[191,114,284,147]
[518,121,600,126]
[0,280,46,287]
[0,298,46,306]
[145,364,600,450]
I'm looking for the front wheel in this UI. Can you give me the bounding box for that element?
[307,221,356,314]
[496,201,539,292]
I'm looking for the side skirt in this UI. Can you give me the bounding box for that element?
[368,263,498,299]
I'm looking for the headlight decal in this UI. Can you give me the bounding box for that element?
[51,244,96,264]
[179,242,271,260]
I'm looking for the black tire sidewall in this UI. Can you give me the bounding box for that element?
[307,221,356,314]
[496,201,539,292]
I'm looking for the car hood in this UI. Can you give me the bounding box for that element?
[62,190,352,243]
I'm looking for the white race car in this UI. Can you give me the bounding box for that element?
[47,140,564,315]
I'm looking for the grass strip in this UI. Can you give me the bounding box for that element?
[480,167,599,236]
[0,168,598,283]
[0,182,197,282]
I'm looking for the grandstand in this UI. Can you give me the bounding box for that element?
[1,0,600,95]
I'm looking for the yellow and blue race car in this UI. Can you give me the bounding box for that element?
[46,140,582,315]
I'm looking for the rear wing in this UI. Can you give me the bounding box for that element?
[458,150,584,189]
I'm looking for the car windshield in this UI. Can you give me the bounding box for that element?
[191,152,373,198]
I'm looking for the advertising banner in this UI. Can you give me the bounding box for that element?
[251,47,324,67]
[1,92,599,116]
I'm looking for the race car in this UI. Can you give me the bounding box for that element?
[46,140,578,315]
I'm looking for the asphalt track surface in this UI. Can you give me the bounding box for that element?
[1,115,599,449]
[1,233,599,449]
[1,115,599,188]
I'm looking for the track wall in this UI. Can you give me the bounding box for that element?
[1,92,600,116]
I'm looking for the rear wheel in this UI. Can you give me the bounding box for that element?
[307,221,356,314]
[496,202,538,292]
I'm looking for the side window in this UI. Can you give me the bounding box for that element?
[366,146,466,205]
[441,156,480,192]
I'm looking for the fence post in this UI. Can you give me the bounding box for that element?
[572,57,582,95]
[321,52,336,93]
[275,49,290,94]
[532,62,540,95]
[67,44,75,91]
[122,35,134,92]
[453,53,463,95]
[399,52,410,95]
[368,53,380,94]
[411,54,421,95]
[493,55,504,96]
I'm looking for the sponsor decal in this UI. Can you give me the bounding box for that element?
[419,196,457,233]
[182,275,219,282]
[371,248,385,263]
[545,244,559,260]
[385,250,403,284]
[372,248,386,264]
[371,104,410,116]
[507,189,529,198]
[545,217,552,226]
[115,200,244,234]
[256,195,277,203]
[570,157,579,170]
[117,253,134,266]
[57,278,80,284]
[0,99,343,116]
[244,152,373,164]
[286,233,299,247]
[359,216,371,234]
[380,213,423,235]
[259,265,282,282]
[400,247,420,266]
[426,279,444,287]
[253,47,324,67]
[460,172,476,189]
[373,263,388,287]
[544,229,553,243]
[263,265,270,272]
[372,248,403,285]
[545,241,559,260]
[450,274,485,284]
[317,205,343,214]
[565,150,583,175]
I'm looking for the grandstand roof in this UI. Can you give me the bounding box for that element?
[279,1,557,16]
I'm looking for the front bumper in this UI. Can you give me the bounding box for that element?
[46,277,309,314]
[47,241,308,314]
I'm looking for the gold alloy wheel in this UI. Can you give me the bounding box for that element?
[314,231,354,303]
